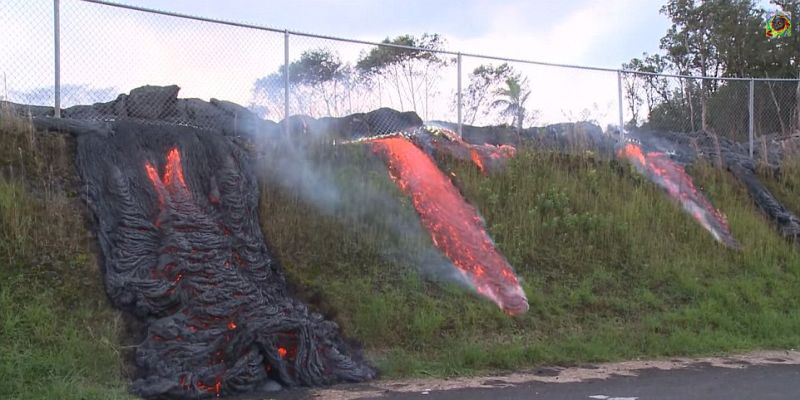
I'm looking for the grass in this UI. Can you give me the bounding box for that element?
[259,141,800,378]
[0,113,131,399]
[3,106,800,396]
[759,144,800,217]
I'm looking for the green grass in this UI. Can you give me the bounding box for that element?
[3,105,800,395]
[759,146,800,217]
[259,142,800,378]
[0,114,130,399]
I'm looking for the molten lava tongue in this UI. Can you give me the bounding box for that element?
[371,137,528,315]
[617,143,739,249]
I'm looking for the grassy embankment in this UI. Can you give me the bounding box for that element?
[759,143,800,218]
[0,114,130,399]
[259,140,800,377]
[2,111,799,398]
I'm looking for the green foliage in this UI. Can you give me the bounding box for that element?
[250,48,354,118]
[0,116,129,399]
[355,34,447,75]
[354,33,450,116]
[289,49,346,85]
[260,145,800,377]
[624,0,800,133]
[3,107,800,391]
[461,63,515,125]
[759,147,800,216]
[491,76,531,131]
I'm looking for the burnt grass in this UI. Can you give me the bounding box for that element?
[2,114,800,398]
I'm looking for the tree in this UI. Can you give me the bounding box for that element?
[623,53,675,129]
[491,76,531,131]
[288,49,351,116]
[768,0,800,132]
[249,72,285,119]
[250,49,358,119]
[356,34,449,119]
[626,0,799,135]
[460,63,515,125]
[622,59,644,127]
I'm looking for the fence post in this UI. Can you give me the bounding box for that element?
[617,70,624,141]
[53,0,61,118]
[749,79,754,158]
[283,29,290,134]
[457,52,462,137]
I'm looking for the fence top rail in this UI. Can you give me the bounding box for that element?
[79,0,625,72]
[80,0,800,82]
[621,69,800,82]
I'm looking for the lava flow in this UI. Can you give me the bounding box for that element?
[422,125,517,174]
[618,142,740,249]
[78,122,374,399]
[370,136,529,315]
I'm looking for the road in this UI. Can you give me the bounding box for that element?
[246,350,800,400]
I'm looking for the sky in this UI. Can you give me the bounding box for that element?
[124,0,671,69]
[1,0,683,127]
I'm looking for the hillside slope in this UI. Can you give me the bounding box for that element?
[0,116,130,399]
[259,143,800,377]
[2,108,799,397]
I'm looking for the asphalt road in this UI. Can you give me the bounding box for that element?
[377,363,800,400]
[242,351,800,400]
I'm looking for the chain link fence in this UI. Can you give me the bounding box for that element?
[2,0,799,155]
[620,71,800,155]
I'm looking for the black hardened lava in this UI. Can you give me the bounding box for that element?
[74,121,374,398]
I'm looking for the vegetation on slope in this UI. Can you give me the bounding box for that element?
[0,115,130,399]
[759,145,800,218]
[259,142,800,377]
[2,109,799,397]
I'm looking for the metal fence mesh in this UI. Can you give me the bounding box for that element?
[58,0,283,124]
[278,34,460,132]
[0,0,54,107]
[753,81,799,138]
[620,72,800,146]
[2,0,800,153]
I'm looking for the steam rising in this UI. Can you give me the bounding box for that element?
[252,121,470,286]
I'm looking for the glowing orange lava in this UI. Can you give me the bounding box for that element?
[144,146,189,206]
[618,143,739,249]
[143,147,230,395]
[163,147,187,188]
[197,378,222,395]
[429,126,516,174]
[469,148,486,173]
[370,136,529,315]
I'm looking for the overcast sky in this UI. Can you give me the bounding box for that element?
[123,0,671,69]
[1,0,773,127]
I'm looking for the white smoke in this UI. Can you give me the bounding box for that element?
[251,121,471,286]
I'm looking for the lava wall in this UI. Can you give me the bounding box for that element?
[75,121,374,398]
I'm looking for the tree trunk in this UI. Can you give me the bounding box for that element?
[701,83,708,131]
[700,58,708,131]
[391,66,405,110]
[767,81,787,135]
[763,70,788,135]
[684,78,696,132]
[794,76,800,133]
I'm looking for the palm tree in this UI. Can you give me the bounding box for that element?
[491,76,531,131]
